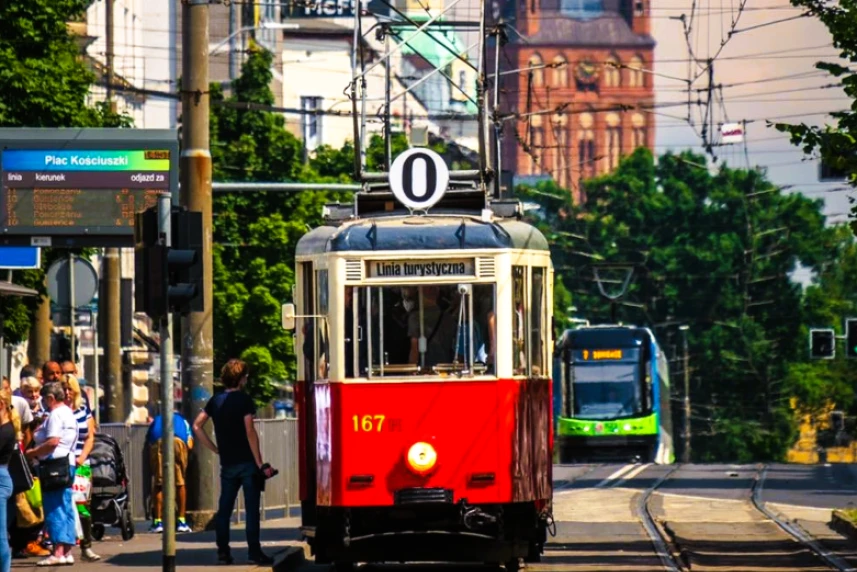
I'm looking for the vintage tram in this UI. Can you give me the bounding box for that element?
[282,149,554,571]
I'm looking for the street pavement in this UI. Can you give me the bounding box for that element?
[10,517,305,572]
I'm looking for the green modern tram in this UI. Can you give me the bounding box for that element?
[554,326,674,464]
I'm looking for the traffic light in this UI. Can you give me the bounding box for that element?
[809,328,836,359]
[167,208,203,315]
[846,318,857,359]
[134,207,164,318]
[134,206,203,319]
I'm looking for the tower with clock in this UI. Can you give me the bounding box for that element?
[491,0,656,201]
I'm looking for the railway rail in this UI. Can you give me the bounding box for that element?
[637,463,857,572]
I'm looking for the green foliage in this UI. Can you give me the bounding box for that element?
[210,44,350,407]
[520,148,841,461]
[0,1,131,344]
[773,0,857,231]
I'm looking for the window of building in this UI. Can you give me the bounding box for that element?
[604,54,621,87]
[301,96,323,151]
[561,0,604,19]
[529,54,544,88]
[578,112,596,179]
[635,0,645,15]
[606,113,622,170]
[512,266,528,376]
[459,70,467,93]
[632,113,647,149]
[552,55,568,88]
[628,55,644,87]
[553,113,570,188]
[350,284,496,378]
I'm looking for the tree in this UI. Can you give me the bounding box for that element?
[774,0,857,230]
[520,148,841,461]
[0,0,131,345]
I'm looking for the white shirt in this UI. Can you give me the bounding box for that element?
[34,404,78,464]
[11,395,33,427]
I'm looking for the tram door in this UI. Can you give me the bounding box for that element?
[299,262,318,525]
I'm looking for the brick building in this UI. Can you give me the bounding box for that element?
[497,0,656,198]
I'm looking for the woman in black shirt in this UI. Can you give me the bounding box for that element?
[0,387,21,572]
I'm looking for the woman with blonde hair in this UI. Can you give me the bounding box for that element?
[0,387,22,572]
[62,375,100,562]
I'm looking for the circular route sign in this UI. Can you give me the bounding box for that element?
[389,148,450,211]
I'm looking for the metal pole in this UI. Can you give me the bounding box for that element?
[384,24,392,170]
[159,195,176,572]
[681,326,691,463]
[181,0,216,529]
[103,0,123,422]
[92,310,100,426]
[68,253,75,364]
[492,25,502,198]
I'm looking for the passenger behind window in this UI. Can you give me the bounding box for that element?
[383,288,412,365]
[408,286,455,370]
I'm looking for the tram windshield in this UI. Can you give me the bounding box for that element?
[346,284,496,377]
[571,363,643,419]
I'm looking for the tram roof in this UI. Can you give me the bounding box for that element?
[296,215,549,256]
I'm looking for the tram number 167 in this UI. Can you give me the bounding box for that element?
[352,414,386,432]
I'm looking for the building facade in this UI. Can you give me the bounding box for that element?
[499,0,656,198]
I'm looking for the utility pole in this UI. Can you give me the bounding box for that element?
[181,0,216,529]
[680,325,691,463]
[158,196,176,572]
[103,0,124,423]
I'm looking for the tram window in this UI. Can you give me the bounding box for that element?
[531,267,546,375]
[350,284,495,377]
[512,266,528,375]
[316,270,330,379]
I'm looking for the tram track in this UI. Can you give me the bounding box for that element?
[752,464,857,572]
[635,463,857,572]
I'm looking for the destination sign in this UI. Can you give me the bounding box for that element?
[368,259,475,279]
[0,128,178,247]
[576,348,640,362]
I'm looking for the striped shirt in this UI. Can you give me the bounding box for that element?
[73,405,92,459]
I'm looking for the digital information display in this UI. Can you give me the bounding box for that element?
[0,129,178,247]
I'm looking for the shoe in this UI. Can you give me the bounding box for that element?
[82,548,101,562]
[24,541,51,557]
[36,555,65,566]
[217,550,234,565]
[177,521,192,533]
[248,552,274,565]
[149,521,164,533]
[62,555,74,565]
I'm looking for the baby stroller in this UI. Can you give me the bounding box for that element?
[88,433,135,541]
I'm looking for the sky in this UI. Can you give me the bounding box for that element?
[650,0,852,221]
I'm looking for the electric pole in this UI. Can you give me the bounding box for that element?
[103,0,124,423]
[181,0,216,529]
[680,325,691,463]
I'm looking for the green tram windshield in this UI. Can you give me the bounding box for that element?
[571,348,644,420]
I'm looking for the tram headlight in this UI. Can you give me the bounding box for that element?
[406,442,438,476]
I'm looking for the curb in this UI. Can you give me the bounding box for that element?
[266,545,307,572]
[830,510,857,542]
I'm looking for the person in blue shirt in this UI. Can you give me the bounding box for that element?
[145,411,194,533]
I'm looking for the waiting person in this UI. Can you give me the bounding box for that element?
[41,362,62,385]
[60,362,94,416]
[145,410,194,534]
[1,377,33,441]
[0,387,22,572]
[13,366,39,398]
[62,375,100,562]
[25,382,78,566]
[12,376,49,558]
[192,359,275,565]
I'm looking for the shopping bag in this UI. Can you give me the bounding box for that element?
[72,464,92,505]
[74,505,84,540]
[15,491,43,528]
[25,477,42,510]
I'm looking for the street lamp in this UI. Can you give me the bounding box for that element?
[679,325,690,463]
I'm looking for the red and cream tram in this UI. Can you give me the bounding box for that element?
[283,149,554,571]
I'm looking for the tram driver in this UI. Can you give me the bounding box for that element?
[408,286,455,370]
